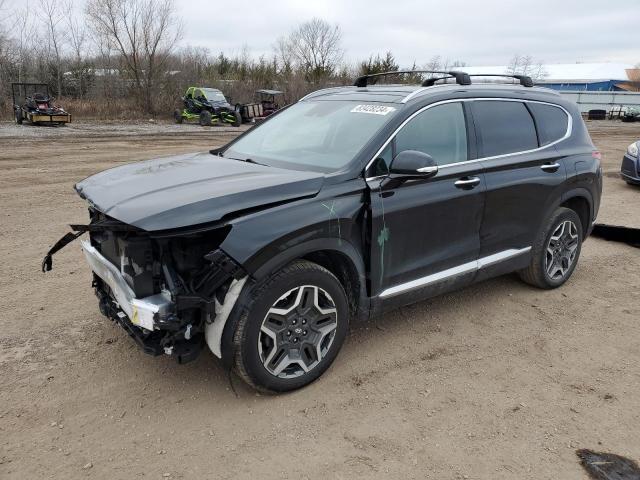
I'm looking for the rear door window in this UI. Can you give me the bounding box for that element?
[472,100,538,157]
[527,103,569,146]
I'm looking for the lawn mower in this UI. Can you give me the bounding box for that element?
[12,83,71,125]
[174,87,241,127]
[237,89,284,123]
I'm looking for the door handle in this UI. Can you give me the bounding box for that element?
[454,176,481,189]
[541,162,560,173]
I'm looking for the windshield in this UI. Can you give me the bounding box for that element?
[223,100,398,172]
[201,88,227,102]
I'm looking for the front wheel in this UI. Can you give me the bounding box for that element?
[519,207,583,289]
[230,260,349,393]
[199,110,212,126]
[173,109,183,124]
[15,108,23,125]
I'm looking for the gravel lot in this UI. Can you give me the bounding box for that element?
[1,120,639,480]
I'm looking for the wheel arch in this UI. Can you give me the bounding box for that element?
[218,238,370,367]
[252,238,369,321]
[560,188,593,237]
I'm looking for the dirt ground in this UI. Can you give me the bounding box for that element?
[1,119,639,480]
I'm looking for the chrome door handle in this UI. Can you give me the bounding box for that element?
[541,162,560,172]
[454,177,481,189]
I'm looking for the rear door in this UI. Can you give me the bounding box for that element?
[470,99,570,274]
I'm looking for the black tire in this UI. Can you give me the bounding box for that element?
[174,109,183,124]
[15,108,23,125]
[199,110,212,126]
[232,110,242,127]
[518,207,583,289]
[230,260,349,393]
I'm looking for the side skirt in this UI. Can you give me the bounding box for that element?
[379,247,531,299]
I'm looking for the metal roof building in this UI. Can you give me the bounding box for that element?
[463,63,638,91]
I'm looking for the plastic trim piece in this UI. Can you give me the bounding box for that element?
[379,247,531,299]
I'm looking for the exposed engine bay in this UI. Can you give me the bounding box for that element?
[66,209,245,363]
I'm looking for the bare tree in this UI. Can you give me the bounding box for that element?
[11,5,37,84]
[274,35,295,75]
[40,0,65,96]
[85,0,183,113]
[284,18,343,83]
[506,54,546,80]
[62,0,89,97]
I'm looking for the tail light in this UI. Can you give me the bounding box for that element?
[592,150,602,161]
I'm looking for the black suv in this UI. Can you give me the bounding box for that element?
[44,71,602,392]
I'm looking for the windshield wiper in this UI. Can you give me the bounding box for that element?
[220,153,268,166]
[244,158,268,166]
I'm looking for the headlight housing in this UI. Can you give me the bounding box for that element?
[628,142,639,158]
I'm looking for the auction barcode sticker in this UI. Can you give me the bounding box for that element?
[350,105,396,115]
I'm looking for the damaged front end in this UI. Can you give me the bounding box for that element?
[44,209,246,364]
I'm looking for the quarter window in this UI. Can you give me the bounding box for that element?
[527,103,569,146]
[472,101,538,157]
[395,102,468,166]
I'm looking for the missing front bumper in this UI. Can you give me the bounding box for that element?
[81,239,172,331]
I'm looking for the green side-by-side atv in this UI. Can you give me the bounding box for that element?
[174,87,241,127]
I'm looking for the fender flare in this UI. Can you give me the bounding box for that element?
[216,237,369,367]
[560,187,594,233]
[251,237,366,281]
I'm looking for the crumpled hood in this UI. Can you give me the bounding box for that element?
[75,152,325,231]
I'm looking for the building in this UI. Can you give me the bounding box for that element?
[463,63,639,92]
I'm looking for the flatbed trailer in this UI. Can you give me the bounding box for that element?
[12,83,72,125]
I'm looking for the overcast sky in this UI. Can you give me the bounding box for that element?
[4,0,640,66]
[173,0,640,66]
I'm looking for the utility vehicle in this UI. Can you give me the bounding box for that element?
[174,87,241,126]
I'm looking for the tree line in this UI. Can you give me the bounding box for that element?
[0,0,546,119]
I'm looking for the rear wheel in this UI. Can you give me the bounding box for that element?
[231,260,349,393]
[519,207,583,289]
[173,109,183,124]
[232,110,242,127]
[199,110,212,126]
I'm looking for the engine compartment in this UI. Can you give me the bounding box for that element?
[88,209,243,363]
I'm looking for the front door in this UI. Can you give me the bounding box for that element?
[366,101,486,308]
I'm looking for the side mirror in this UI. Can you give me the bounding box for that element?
[390,150,438,178]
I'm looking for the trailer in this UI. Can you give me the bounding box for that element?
[12,83,71,125]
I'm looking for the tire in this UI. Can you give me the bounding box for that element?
[231,260,349,393]
[174,109,183,124]
[199,110,212,126]
[518,207,583,289]
[15,108,23,125]
[232,110,242,127]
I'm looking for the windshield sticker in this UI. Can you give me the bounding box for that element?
[351,105,396,116]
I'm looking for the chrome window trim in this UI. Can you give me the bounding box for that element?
[364,98,572,181]
[379,247,531,299]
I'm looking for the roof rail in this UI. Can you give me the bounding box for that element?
[353,70,471,88]
[466,74,534,87]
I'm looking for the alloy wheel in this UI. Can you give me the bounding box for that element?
[545,220,579,281]
[258,285,338,379]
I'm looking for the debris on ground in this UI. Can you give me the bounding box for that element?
[577,449,640,480]
[592,224,640,248]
